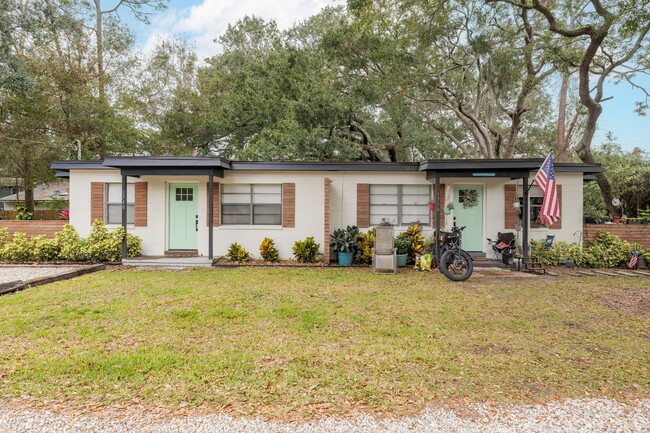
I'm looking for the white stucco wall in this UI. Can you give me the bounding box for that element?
[67,168,585,258]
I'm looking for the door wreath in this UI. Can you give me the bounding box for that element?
[461,189,479,208]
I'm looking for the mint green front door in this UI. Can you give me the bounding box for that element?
[169,183,198,250]
[453,185,484,252]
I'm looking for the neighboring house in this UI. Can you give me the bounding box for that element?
[0,182,69,211]
[0,178,21,211]
[51,157,601,262]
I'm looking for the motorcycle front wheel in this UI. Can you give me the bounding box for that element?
[439,249,473,282]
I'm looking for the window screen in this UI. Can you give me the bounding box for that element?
[370,184,430,226]
[105,183,134,224]
[221,184,281,225]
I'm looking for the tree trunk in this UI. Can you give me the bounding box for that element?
[94,0,104,103]
[556,71,569,163]
[24,183,35,215]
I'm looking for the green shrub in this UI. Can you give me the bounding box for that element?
[259,238,279,262]
[0,222,142,263]
[0,232,33,262]
[0,227,8,248]
[55,224,88,261]
[227,243,250,263]
[355,229,375,265]
[86,220,111,261]
[31,235,60,262]
[530,240,583,266]
[586,230,633,267]
[293,236,320,263]
[531,231,636,268]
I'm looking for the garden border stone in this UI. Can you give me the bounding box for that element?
[0,264,105,296]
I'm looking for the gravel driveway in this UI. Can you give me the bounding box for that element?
[1,399,648,433]
[0,266,81,284]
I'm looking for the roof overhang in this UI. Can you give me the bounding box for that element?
[420,158,602,179]
[50,157,603,177]
[102,157,230,177]
[230,161,419,171]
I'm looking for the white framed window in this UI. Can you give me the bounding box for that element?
[519,186,544,228]
[370,184,430,226]
[105,183,134,224]
[221,184,282,225]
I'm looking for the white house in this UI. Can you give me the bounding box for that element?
[51,157,601,263]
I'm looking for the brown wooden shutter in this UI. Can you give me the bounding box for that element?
[549,185,562,229]
[134,182,148,227]
[357,183,370,228]
[282,183,295,228]
[504,184,518,229]
[206,182,220,226]
[90,182,104,224]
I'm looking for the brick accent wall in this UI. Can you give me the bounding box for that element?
[282,183,295,228]
[324,178,331,265]
[134,182,148,227]
[549,185,562,230]
[90,182,104,224]
[504,184,518,229]
[357,183,370,228]
[206,182,220,226]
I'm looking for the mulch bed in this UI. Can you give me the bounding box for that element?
[601,286,650,318]
[212,259,372,268]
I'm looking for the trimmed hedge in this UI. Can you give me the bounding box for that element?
[0,221,142,263]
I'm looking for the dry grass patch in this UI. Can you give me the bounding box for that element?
[0,268,648,419]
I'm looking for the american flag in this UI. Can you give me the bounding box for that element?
[534,154,560,226]
[629,250,638,269]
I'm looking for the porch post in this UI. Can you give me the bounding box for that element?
[208,174,214,260]
[434,175,441,263]
[121,174,127,259]
[522,176,529,258]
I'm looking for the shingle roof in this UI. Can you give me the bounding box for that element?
[0,182,69,202]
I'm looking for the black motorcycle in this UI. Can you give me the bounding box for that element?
[436,226,473,282]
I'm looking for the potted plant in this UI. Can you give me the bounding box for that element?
[330,225,360,266]
[428,200,436,211]
[444,202,454,215]
[639,250,649,269]
[395,238,411,267]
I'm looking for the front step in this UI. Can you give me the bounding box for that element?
[164,250,199,257]
[123,256,212,268]
[522,257,546,275]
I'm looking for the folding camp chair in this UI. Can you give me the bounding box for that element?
[487,232,516,260]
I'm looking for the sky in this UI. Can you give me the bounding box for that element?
[117,0,649,153]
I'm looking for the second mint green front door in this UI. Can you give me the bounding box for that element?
[169,183,198,250]
[453,185,484,252]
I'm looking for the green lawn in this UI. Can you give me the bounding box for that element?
[0,268,648,418]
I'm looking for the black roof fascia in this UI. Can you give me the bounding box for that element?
[230,161,419,171]
[54,170,70,178]
[418,159,602,174]
[50,161,112,171]
[103,156,231,169]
